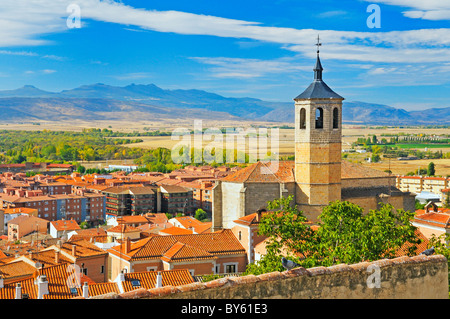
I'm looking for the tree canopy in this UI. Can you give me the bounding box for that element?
[244,196,421,275]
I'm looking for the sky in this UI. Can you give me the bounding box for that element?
[0,0,449,111]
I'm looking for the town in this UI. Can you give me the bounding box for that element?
[0,48,449,300]
[0,0,449,304]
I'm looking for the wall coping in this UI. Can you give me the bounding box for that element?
[80,254,447,299]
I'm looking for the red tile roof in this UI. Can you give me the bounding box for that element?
[221,160,390,183]
[50,220,81,232]
[108,229,245,261]
[161,241,216,262]
[121,269,194,292]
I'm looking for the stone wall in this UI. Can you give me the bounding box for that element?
[90,255,448,300]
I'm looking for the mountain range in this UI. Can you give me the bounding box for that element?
[0,84,448,125]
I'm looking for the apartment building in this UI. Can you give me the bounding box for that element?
[0,188,105,223]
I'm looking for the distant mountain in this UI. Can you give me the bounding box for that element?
[0,97,240,122]
[0,84,448,125]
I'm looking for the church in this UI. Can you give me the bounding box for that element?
[212,42,415,231]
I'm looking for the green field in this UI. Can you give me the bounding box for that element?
[395,143,450,149]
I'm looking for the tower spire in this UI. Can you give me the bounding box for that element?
[314,34,323,81]
[316,34,321,55]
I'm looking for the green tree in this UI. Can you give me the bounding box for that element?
[372,135,378,144]
[244,197,421,275]
[77,165,86,174]
[427,162,435,176]
[194,209,208,222]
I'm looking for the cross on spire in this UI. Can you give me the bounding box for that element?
[316,34,322,55]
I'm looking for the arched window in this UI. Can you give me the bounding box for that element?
[333,107,339,129]
[299,108,306,129]
[315,108,323,129]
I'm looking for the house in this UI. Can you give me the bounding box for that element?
[107,229,247,280]
[413,202,450,240]
[106,224,141,241]
[230,211,268,264]
[113,269,194,294]
[168,216,211,234]
[7,215,49,242]
[49,219,81,238]
[0,263,113,299]
[2,207,38,235]
[43,238,109,283]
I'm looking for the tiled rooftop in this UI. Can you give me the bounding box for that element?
[220,160,390,183]
[108,229,246,261]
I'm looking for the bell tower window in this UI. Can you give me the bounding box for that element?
[315,108,323,129]
[333,107,339,129]
[300,108,306,129]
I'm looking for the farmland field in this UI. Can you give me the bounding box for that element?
[395,144,450,149]
[0,121,448,175]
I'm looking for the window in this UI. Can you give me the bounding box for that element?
[224,263,238,273]
[299,108,306,129]
[315,108,323,129]
[215,265,220,274]
[238,231,242,241]
[333,107,339,129]
[100,265,104,274]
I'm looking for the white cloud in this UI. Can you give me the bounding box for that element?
[42,69,57,74]
[190,57,310,79]
[0,0,448,66]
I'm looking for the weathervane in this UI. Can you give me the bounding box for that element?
[316,34,322,55]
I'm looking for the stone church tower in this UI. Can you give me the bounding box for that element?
[211,38,415,231]
[294,38,344,222]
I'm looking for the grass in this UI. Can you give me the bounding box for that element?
[395,144,450,149]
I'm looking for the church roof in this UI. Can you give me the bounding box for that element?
[220,161,391,184]
[294,51,343,100]
[294,78,344,100]
[221,161,295,183]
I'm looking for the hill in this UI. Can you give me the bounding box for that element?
[0,84,448,125]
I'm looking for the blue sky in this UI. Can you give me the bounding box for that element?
[0,0,449,111]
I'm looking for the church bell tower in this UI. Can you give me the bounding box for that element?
[294,36,344,222]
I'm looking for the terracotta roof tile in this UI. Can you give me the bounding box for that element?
[221,160,390,184]
[108,229,245,261]
[121,269,194,292]
[161,241,216,262]
[50,220,81,232]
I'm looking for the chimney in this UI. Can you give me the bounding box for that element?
[55,250,60,264]
[36,275,49,299]
[82,281,89,299]
[15,283,21,299]
[71,244,76,256]
[156,271,163,288]
[114,270,126,294]
[124,237,131,254]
